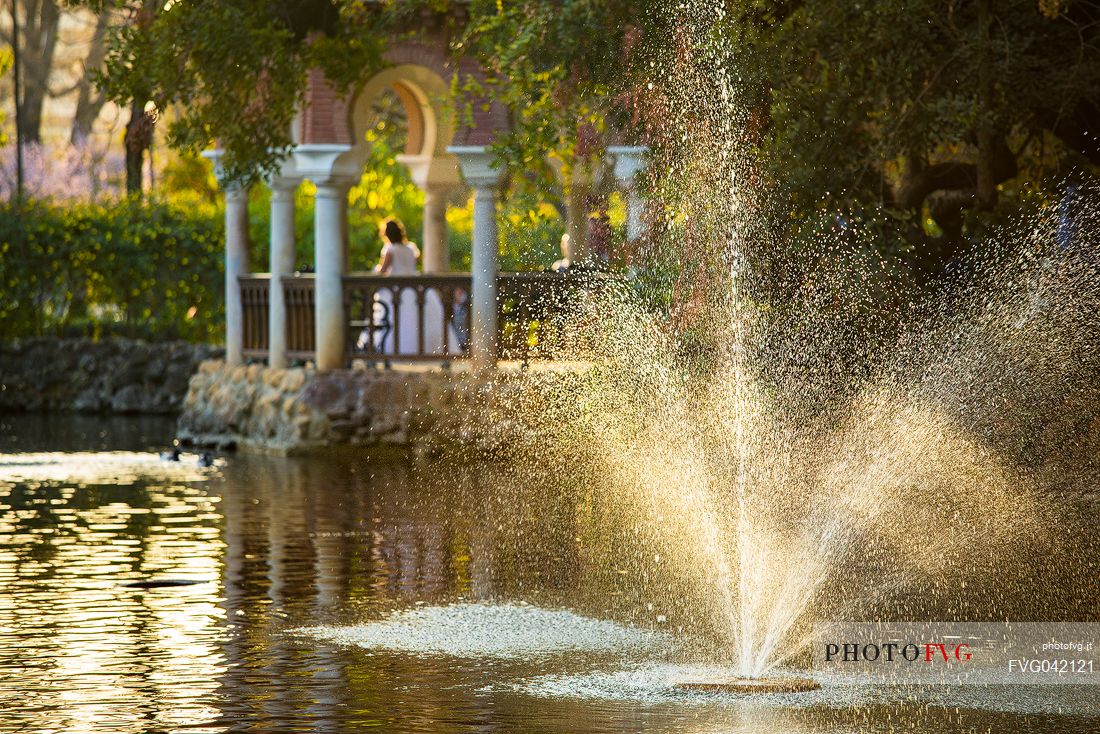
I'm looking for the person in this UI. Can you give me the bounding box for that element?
[1055,183,1081,256]
[551,233,572,272]
[586,213,612,267]
[1014,182,1083,330]
[451,287,471,352]
[369,218,460,355]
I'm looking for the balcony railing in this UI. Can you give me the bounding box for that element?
[239,271,586,365]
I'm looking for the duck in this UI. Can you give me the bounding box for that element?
[197,452,215,468]
[159,446,181,462]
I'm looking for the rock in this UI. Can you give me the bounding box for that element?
[302,373,354,416]
[73,389,104,413]
[170,356,570,455]
[0,337,215,414]
[280,369,306,392]
[111,384,148,413]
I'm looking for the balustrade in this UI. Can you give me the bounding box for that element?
[239,271,587,365]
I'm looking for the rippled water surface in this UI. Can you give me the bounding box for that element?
[1,413,1098,733]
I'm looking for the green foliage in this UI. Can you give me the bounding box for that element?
[499,192,565,271]
[235,132,449,271]
[231,130,562,274]
[458,0,644,174]
[0,198,225,341]
[0,47,10,146]
[96,0,387,185]
[456,0,1100,268]
[738,0,1100,206]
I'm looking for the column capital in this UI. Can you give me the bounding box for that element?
[201,149,255,194]
[223,186,250,203]
[267,156,302,196]
[448,145,502,189]
[313,177,356,196]
[293,143,363,187]
[608,145,649,186]
[201,148,227,184]
[547,151,600,189]
[398,153,462,191]
[269,178,301,202]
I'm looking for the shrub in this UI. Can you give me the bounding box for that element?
[0,197,224,341]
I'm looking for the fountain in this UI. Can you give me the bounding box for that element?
[674,676,820,694]
[494,0,1100,694]
[293,0,1100,705]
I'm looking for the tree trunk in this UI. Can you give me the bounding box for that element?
[975,0,997,210]
[124,99,153,196]
[122,0,160,197]
[13,0,61,144]
[70,10,112,144]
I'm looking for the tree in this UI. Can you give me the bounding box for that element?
[728,0,1100,250]
[90,0,647,185]
[2,0,61,144]
[96,0,385,185]
[70,9,113,144]
[120,0,157,196]
[92,0,1100,260]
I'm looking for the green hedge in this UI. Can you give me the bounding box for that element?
[0,196,225,342]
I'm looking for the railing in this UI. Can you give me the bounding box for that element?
[345,274,470,362]
[498,272,579,360]
[240,276,270,360]
[284,275,316,359]
[239,271,585,365]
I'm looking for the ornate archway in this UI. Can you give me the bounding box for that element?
[210,39,646,371]
[348,62,462,273]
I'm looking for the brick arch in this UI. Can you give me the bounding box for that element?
[296,40,509,150]
[349,64,450,158]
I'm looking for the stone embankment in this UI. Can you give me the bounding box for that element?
[177,360,578,455]
[0,338,223,414]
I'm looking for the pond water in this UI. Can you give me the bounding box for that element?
[1,413,1098,733]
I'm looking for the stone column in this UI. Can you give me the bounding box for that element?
[566,175,591,262]
[224,185,251,367]
[625,188,645,242]
[398,154,461,274]
[313,179,352,370]
[293,143,362,370]
[268,175,299,369]
[203,149,253,367]
[470,185,500,368]
[609,146,649,242]
[549,155,597,263]
[421,184,450,273]
[448,146,502,370]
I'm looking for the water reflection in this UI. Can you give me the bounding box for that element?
[0,431,224,731]
[0,415,1097,733]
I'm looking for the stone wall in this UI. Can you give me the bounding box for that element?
[0,338,223,413]
[177,360,577,455]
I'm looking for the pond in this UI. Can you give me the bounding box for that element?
[1,413,1098,733]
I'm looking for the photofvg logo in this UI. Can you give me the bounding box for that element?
[824,640,973,664]
[813,623,1099,684]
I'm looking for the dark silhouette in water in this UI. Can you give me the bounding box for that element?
[122,579,205,589]
[159,446,214,467]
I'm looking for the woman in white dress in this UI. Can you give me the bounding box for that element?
[372,219,460,356]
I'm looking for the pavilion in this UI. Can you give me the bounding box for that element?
[205,38,648,372]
